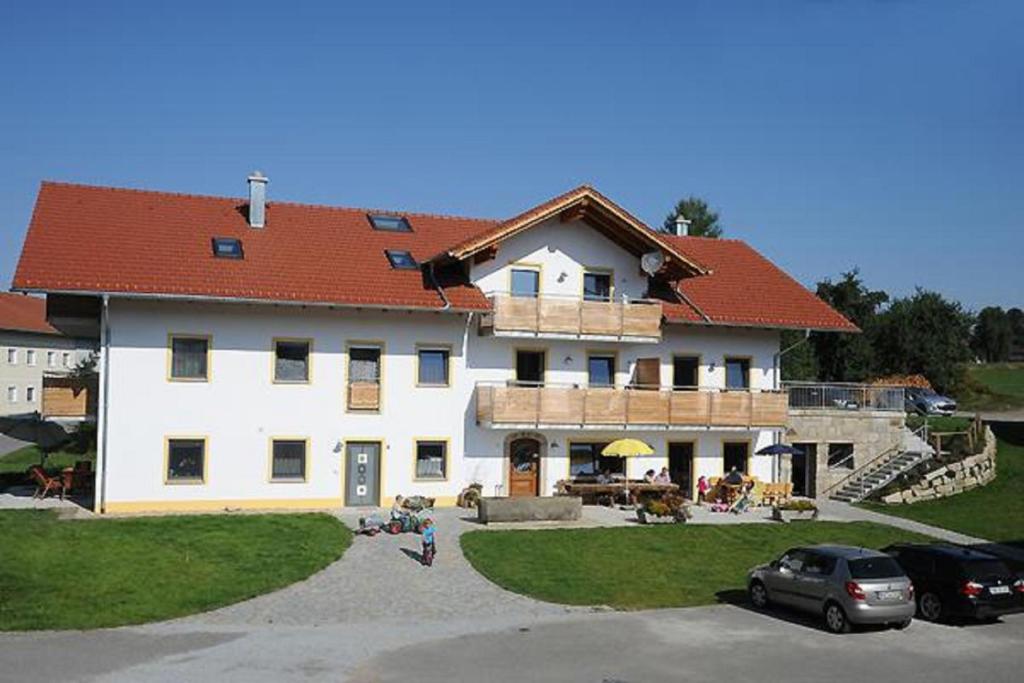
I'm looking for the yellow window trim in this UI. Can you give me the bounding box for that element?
[512,346,548,385]
[581,266,615,301]
[507,261,543,296]
[585,349,618,387]
[671,352,704,390]
[723,355,754,390]
[268,436,311,484]
[345,340,386,413]
[166,333,212,383]
[414,343,453,388]
[272,337,314,384]
[164,435,209,485]
[412,437,451,482]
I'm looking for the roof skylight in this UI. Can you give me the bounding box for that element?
[385,249,418,270]
[212,237,243,259]
[368,214,412,232]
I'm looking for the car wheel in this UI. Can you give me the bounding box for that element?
[893,618,912,630]
[918,592,943,622]
[749,581,769,609]
[824,602,851,634]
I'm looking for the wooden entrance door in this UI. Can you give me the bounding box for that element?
[508,437,541,497]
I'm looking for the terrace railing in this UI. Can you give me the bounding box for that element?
[479,292,663,341]
[783,381,905,413]
[475,381,788,430]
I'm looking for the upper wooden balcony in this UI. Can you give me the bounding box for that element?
[479,293,663,342]
[475,382,788,430]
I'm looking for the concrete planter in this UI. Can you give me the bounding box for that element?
[771,506,819,523]
[477,496,582,524]
[636,508,687,524]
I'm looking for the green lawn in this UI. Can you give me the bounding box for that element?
[461,522,930,610]
[0,510,351,631]
[959,363,1024,412]
[861,424,1024,549]
[0,444,92,475]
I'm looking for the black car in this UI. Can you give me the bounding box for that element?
[883,543,1024,622]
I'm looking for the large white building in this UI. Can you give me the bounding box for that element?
[0,292,93,418]
[12,179,855,514]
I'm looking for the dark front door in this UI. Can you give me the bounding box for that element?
[791,443,817,497]
[345,441,381,506]
[668,442,695,499]
[509,437,541,497]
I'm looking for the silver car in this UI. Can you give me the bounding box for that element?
[748,545,916,633]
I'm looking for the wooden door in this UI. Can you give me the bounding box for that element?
[508,437,540,497]
[633,357,661,389]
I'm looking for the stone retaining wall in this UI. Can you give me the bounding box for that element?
[880,427,997,505]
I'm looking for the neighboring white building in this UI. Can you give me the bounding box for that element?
[0,293,93,418]
[13,179,856,514]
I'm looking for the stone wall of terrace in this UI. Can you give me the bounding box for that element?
[879,426,997,505]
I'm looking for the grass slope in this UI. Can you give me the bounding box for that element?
[861,424,1024,548]
[461,522,930,610]
[0,444,92,475]
[959,363,1024,412]
[0,510,351,631]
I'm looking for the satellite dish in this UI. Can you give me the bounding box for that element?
[641,250,665,276]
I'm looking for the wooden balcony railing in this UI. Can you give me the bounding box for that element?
[475,382,788,429]
[347,381,381,411]
[480,293,663,341]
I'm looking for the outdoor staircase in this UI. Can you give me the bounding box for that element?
[827,427,934,503]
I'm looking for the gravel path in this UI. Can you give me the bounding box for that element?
[184,507,573,626]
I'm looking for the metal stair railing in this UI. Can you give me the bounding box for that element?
[824,424,930,501]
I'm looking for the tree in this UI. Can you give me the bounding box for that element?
[780,329,818,381]
[971,307,1012,362]
[872,289,975,393]
[661,196,722,237]
[809,270,888,382]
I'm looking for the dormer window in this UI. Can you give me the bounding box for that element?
[368,214,412,232]
[386,249,418,270]
[212,237,243,259]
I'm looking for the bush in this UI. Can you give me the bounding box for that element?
[777,499,817,512]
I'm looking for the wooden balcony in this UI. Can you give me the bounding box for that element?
[347,381,381,411]
[475,382,788,430]
[479,293,663,342]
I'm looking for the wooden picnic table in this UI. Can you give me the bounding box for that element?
[558,480,679,505]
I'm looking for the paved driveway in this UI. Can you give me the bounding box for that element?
[0,434,29,458]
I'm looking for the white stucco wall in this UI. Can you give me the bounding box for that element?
[99,218,782,512]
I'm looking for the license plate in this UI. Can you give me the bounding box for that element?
[990,586,1011,595]
[877,590,903,601]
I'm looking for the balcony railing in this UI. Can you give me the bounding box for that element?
[475,382,788,430]
[479,293,663,341]
[347,381,381,411]
[783,382,905,413]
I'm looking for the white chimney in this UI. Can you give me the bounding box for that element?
[674,213,691,236]
[247,171,268,228]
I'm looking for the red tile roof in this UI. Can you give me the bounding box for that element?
[662,235,858,332]
[0,292,59,335]
[14,182,496,311]
[12,181,855,332]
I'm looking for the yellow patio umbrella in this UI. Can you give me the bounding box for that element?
[602,439,655,488]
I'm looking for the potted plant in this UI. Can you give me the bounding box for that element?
[637,493,691,524]
[771,498,818,523]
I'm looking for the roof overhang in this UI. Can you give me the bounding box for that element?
[434,186,708,278]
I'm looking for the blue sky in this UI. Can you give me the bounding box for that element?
[1,1,1020,309]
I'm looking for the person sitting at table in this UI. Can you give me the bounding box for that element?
[654,467,671,484]
[596,469,612,484]
[724,467,744,486]
[643,469,656,483]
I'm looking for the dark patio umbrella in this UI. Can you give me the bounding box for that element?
[0,415,72,451]
[756,443,804,456]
